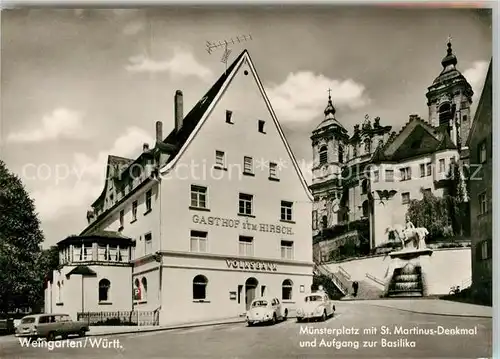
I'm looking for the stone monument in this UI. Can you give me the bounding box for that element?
[384,221,433,297]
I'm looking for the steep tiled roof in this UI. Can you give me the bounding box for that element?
[162,50,247,161]
[66,266,97,277]
[60,230,133,246]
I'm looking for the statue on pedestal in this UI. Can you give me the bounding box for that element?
[387,220,429,251]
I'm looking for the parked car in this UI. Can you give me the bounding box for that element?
[15,314,89,341]
[0,318,15,334]
[246,297,288,326]
[296,292,335,322]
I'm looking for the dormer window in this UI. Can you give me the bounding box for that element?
[258,120,266,133]
[319,146,328,165]
[226,110,233,124]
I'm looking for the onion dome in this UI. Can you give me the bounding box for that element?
[324,94,336,117]
[441,39,458,71]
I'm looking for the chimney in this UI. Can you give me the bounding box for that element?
[155,121,163,142]
[143,143,150,152]
[175,90,183,132]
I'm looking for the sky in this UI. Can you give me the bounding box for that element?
[0,7,492,247]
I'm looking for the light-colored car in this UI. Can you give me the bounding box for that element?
[246,297,288,326]
[296,292,335,322]
[15,314,89,341]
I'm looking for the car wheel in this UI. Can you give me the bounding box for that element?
[296,318,302,323]
[79,328,86,337]
[247,321,253,327]
[271,313,277,325]
[47,332,56,342]
[61,334,68,340]
[321,311,327,322]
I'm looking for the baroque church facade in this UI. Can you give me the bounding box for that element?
[311,40,473,260]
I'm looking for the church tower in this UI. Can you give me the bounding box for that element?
[310,93,349,235]
[426,38,474,150]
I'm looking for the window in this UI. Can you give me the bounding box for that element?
[438,103,453,127]
[145,190,152,212]
[119,210,124,229]
[258,120,265,133]
[423,188,432,197]
[402,192,410,205]
[480,241,488,260]
[419,164,426,178]
[362,200,369,218]
[215,150,225,168]
[281,201,293,221]
[400,167,411,181]
[145,233,152,255]
[322,215,328,229]
[462,115,467,122]
[281,241,293,260]
[57,281,62,303]
[226,110,233,124]
[191,185,207,209]
[282,279,293,301]
[238,236,254,256]
[373,171,379,183]
[193,275,208,300]
[353,145,358,158]
[98,279,110,302]
[478,192,487,215]
[312,210,318,230]
[141,278,148,301]
[319,146,328,165]
[269,162,278,179]
[239,193,253,215]
[478,140,487,164]
[243,156,253,174]
[439,159,446,173]
[190,231,207,253]
[426,163,432,176]
[132,201,138,221]
[338,145,344,164]
[361,179,369,194]
[385,169,394,182]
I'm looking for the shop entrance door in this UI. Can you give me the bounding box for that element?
[245,277,258,311]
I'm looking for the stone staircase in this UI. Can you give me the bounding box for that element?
[386,264,423,297]
[313,262,349,296]
[334,267,384,300]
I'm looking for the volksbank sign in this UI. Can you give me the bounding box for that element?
[192,214,294,235]
[225,259,278,271]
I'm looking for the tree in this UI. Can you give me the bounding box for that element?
[0,160,45,313]
[406,188,452,241]
[447,161,470,236]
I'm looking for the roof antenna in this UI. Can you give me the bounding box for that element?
[206,34,253,75]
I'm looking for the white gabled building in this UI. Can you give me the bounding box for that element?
[44,50,314,326]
